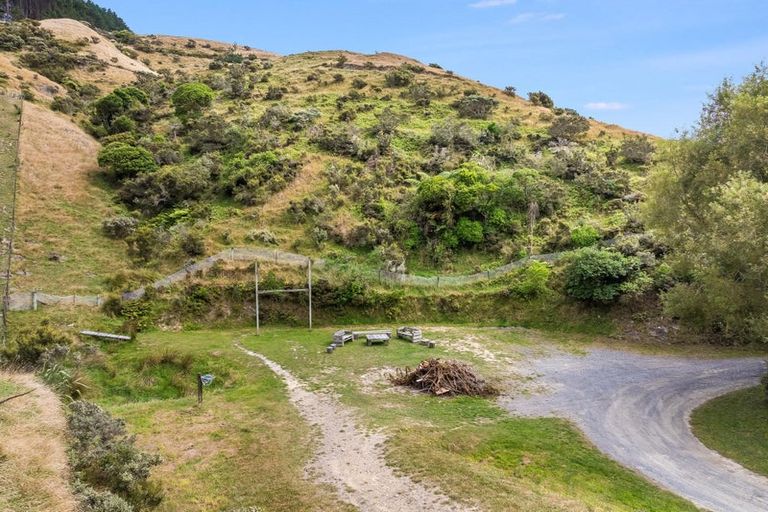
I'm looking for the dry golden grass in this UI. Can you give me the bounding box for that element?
[0,53,62,102]
[40,18,155,76]
[0,372,76,512]
[12,102,131,294]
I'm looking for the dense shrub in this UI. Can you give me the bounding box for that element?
[430,120,478,153]
[507,261,551,298]
[570,225,601,247]
[98,143,157,181]
[547,144,603,180]
[528,91,554,108]
[1,324,74,366]
[549,112,590,141]
[125,226,169,263]
[455,218,484,245]
[562,248,639,303]
[102,216,139,239]
[171,82,215,120]
[451,94,498,119]
[69,401,162,510]
[220,150,302,205]
[621,135,655,164]
[176,229,205,257]
[574,167,631,199]
[118,161,211,215]
[384,66,414,87]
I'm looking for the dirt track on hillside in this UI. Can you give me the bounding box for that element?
[502,348,768,512]
[237,344,474,512]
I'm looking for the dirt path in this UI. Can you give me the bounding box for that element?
[0,372,76,511]
[236,344,474,512]
[501,348,768,512]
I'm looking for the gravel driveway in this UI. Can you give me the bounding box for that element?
[501,348,768,512]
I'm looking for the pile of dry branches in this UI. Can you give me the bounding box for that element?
[389,359,498,397]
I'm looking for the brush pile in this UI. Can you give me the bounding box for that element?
[389,358,498,397]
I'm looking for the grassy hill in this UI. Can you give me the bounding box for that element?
[1,18,660,309]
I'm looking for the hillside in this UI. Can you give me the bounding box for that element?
[0,18,659,301]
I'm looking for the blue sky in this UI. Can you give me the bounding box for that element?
[97,0,768,137]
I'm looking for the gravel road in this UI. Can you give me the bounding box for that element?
[501,348,768,512]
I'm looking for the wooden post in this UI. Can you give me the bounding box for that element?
[308,260,312,330]
[31,291,37,311]
[197,373,203,404]
[255,261,260,335]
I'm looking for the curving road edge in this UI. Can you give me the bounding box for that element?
[501,349,768,512]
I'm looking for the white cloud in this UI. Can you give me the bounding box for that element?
[585,102,629,111]
[469,0,517,8]
[509,11,566,24]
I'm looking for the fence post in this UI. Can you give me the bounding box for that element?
[31,290,37,311]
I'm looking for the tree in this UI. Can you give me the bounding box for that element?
[644,65,768,342]
[171,82,215,120]
[98,142,157,181]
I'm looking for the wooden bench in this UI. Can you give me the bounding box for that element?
[397,326,436,348]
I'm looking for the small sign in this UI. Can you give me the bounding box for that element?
[200,374,214,386]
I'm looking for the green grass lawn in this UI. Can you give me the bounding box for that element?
[84,326,698,511]
[691,385,768,477]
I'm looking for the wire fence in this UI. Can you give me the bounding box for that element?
[0,95,21,342]
[7,248,564,311]
[122,247,322,300]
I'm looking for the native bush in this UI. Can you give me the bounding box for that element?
[98,143,157,181]
[621,135,655,164]
[570,224,601,248]
[549,112,590,141]
[102,216,139,239]
[507,261,551,298]
[1,324,75,366]
[220,150,302,205]
[452,94,498,119]
[455,217,484,245]
[171,82,215,120]
[574,167,631,199]
[384,66,414,87]
[562,248,640,303]
[528,90,554,108]
[118,161,211,214]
